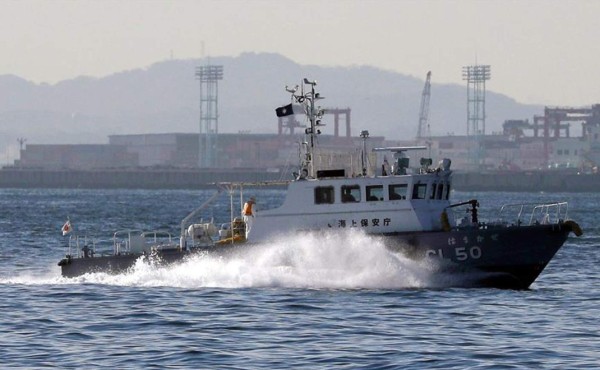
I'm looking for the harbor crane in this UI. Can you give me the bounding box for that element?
[416,71,432,141]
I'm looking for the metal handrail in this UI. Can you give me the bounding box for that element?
[141,230,173,244]
[67,234,97,258]
[180,189,224,249]
[499,202,568,226]
[112,229,143,255]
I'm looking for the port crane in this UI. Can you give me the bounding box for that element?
[416,71,432,154]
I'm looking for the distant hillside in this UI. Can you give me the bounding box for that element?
[0,52,542,160]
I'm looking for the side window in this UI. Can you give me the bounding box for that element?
[314,186,335,204]
[389,184,407,200]
[412,183,427,199]
[366,185,384,201]
[341,185,361,203]
[436,183,444,200]
[445,184,451,200]
[430,182,437,199]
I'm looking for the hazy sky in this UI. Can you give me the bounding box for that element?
[1,0,599,106]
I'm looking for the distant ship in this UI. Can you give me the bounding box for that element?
[59,78,583,289]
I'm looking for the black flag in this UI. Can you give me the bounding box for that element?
[275,103,294,117]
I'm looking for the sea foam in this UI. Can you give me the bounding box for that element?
[3,230,472,289]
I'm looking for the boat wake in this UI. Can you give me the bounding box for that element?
[2,231,489,289]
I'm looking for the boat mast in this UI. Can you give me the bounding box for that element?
[286,78,325,178]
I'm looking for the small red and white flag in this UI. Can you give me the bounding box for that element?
[61,219,72,236]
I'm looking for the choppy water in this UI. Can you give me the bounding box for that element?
[1,188,599,368]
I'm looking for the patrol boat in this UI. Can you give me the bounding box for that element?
[58,78,582,289]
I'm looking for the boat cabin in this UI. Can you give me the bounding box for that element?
[310,175,451,204]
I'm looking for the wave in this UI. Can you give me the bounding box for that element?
[1,230,483,289]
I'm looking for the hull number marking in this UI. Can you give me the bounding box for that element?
[426,246,482,261]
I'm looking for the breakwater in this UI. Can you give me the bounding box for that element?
[1,168,599,192]
[0,168,285,189]
[453,171,600,192]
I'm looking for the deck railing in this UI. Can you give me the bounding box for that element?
[498,202,568,226]
[66,234,96,258]
[112,230,144,254]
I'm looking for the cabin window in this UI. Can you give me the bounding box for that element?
[436,183,444,200]
[412,183,427,199]
[430,182,437,199]
[341,185,361,203]
[366,185,384,201]
[315,186,335,204]
[445,184,451,200]
[389,184,407,200]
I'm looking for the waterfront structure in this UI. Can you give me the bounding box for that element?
[9,94,600,175]
[15,144,137,169]
[462,65,491,171]
[195,64,224,168]
[14,132,386,173]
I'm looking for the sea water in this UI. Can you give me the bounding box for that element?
[0,188,598,368]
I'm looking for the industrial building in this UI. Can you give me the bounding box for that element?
[15,144,137,169]
[12,104,600,173]
[14,131,386,173]
[411,104,600,172]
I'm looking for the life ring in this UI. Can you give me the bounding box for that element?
[564,220,583,237]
